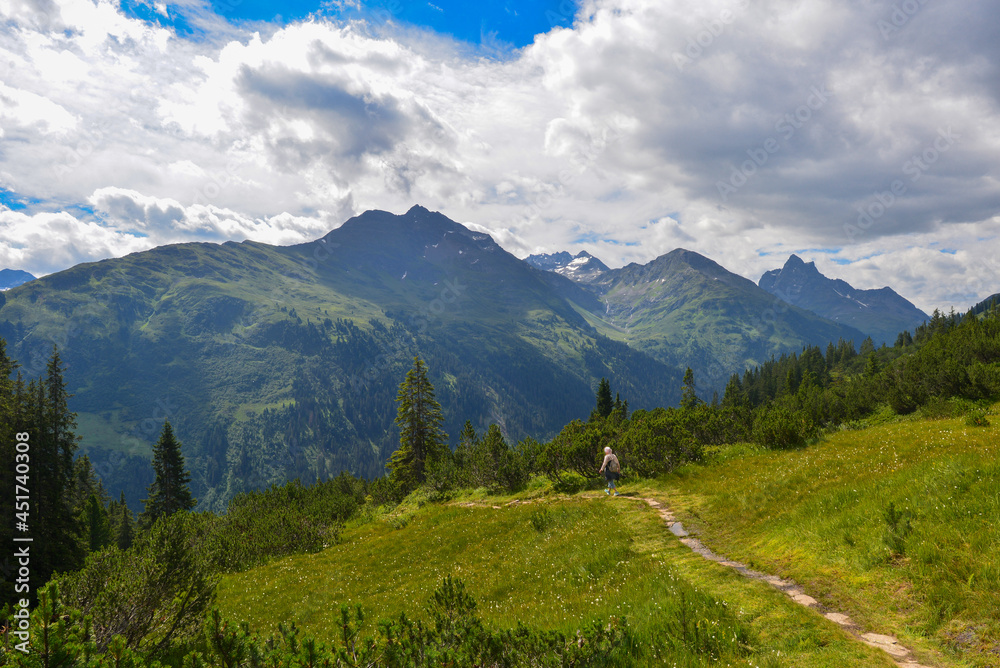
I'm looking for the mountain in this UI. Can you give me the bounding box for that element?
[971,293,1000,317]
[525,251,610,283]
[0,268,35,290]
[758,255,929,346]
[0,205,681,511]
[525,249,867,391]
[570,249,868,392]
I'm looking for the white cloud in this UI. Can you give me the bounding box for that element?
[0,0,997,314]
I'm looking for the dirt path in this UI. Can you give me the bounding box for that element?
[453,494,938,667]
[639,497,936,668]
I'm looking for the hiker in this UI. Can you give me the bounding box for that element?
[599,446,620,496]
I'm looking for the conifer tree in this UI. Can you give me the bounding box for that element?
[113,491,135,550]
[453,420,478,477]
[35,347,85,584]
[594,377,613,419]
[80,492,111,552]
[141,421,196,527]
[680,367,700,409]
[388,356,447,490]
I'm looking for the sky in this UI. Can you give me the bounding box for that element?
[0,0,998,314]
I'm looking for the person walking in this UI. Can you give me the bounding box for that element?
[599,446,621,496]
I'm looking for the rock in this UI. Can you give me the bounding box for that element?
[825,612,853,626]
[792,593,819,607]
[861,633,909,658]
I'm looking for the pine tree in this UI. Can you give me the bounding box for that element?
[113,491,135,550]
[453,420,478,479]
[35,347,85,585]
[680,367,700,409]
[80,493,111,552]
[141,421,196,527]
[388,356,448,491]
[594,378,613,419]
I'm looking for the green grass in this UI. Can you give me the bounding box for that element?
[215,494,893,666]
[654,408,1000,667]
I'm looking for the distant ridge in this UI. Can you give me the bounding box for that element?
[525,250,610,283]
[582,248,867,390]
[971,293,1000,316]
[759,255,928,345]
[0,268,35,291]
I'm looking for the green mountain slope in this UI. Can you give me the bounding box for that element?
[583,249,867,392]
[0,206,682,511]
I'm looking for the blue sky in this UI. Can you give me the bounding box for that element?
[120,0,578,48]
[1,0,998,312]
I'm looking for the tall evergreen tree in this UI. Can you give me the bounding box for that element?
[680,367,700,409]
[80,493,112,552]
[388,356,447,490]
[35,347,85,586]
[594,377,613,419]
[141,421,196,527]
[113,491,135,551]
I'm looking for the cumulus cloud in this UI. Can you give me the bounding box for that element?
[0,0,997,312]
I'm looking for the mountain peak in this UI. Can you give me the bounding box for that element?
[759,256,928,345]
[524,250,609,283]
[781,254,821,275]
[0,268,36,291]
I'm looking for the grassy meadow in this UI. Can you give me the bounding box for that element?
[216,494,893,666]
[655,407,1000,667]
[211,407,998,666]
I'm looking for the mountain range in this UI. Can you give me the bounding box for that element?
[0,207,678,511]
[0,206,932,509]
[525,251,610,283]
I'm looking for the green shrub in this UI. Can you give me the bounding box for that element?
[751,404,815,449]
[529,507,552,532]
[552,472,590,494]
[965,408,990,427]
[205,478,357,572]
[56,511,218,652]
[882,501,913,558]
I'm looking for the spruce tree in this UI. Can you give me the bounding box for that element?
[114,491,135,550]
[36,347,85,584]
[141,421,196,526]
[80,493,111,552]
[594,377,613,419]
[388,356,447,490]
[680,367,700,409]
